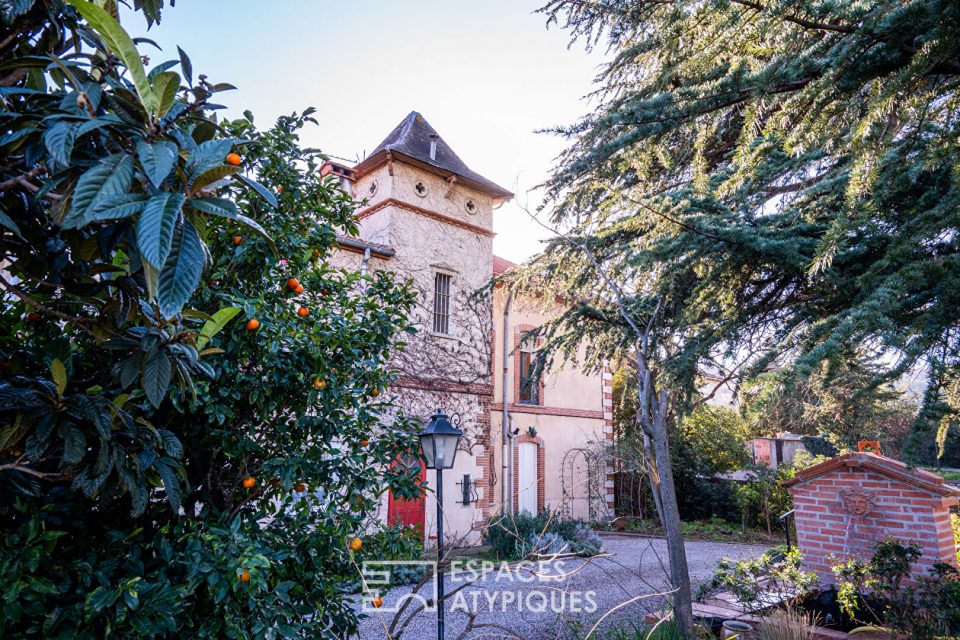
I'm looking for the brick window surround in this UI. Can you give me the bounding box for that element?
[513,325,544,407]
[513,433,545,514]
[785,453,960,586]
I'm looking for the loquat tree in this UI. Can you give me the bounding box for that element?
[1,1,422,637]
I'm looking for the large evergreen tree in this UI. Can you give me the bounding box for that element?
[530,0,960,461]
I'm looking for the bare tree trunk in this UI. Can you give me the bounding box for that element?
[647,388,695,636]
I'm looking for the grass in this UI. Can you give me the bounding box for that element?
[938,470,960,483]
[602,516,782,545]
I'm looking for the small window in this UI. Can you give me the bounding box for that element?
[518,333,540,405]
[414,181,428,197]
[465,199,478,215]
[432,272,452,334]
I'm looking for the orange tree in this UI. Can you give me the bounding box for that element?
[0,2,422,637]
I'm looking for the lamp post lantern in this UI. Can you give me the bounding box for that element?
[418,410,463,640]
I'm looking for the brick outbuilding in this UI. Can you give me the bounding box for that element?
[783,453,960,586]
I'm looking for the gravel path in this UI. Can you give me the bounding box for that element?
[352,535,771,639]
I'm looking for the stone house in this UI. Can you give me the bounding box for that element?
[328,112,612,545]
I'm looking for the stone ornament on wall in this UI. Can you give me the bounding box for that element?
[840,487,876,517]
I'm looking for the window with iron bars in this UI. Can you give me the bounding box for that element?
[519,333,541,405]
[433,272,452,334]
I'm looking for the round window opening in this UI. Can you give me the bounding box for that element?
[367,180,378,197]
[465,199,478,215]
[414,181,428,197]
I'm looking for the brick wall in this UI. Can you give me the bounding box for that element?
[786,454,960,586]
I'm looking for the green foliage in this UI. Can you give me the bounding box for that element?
[1,3,422,637]
[740,358,918,454]
[730,464,793,535]
[483,510,602,560]
[678,404,751,474]
[528,0,960,463]
[697,546,818,613]
[833,539,960,639]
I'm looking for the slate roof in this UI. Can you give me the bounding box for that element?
[354,112,513,200]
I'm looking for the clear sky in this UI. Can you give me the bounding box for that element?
[121,1,603,263]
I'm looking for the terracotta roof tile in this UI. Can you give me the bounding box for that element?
[783,452,960,497]
[492,255,517,275]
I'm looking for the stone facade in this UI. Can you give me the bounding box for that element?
[785,453,960,586]
[329,112,612,545]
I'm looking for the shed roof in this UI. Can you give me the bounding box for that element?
[353,111,513,201]
[783,452,960,497]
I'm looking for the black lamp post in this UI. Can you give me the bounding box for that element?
[418,410,463,640]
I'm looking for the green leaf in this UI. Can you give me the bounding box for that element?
[63,153,134,228]
[185,139,233,180]
[156,220,204,318]
[84,193,148,224]
[0,209,22,237]
[136,192,185,269]
[43,121,75,167]
[236,174,278,208]
[196,306,241,350]
[190,197,273,247]
[177,45,192,86]
[151,71,180,117]
[85,586,120,617]
[66,0,158,115]
[60,425,87,465]
[136,139,178,187]
[190,165,241,192]
[157,461,181,513]
[142,350,171,409]
[50,359,67,397]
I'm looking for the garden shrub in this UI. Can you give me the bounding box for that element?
[483,510,602,560]
[697,546,818,612]
[833,539,960,639]
[0,2,422,637]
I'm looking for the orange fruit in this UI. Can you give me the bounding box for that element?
[297,307,309,317]
[349,537,362,551]
[245,318,260,331]
[277,186,283,194]
[294,284,304,294]
[295,482,306,493]
[286,277,300,291]
[226,152,242,166]
[26,311,40,322]
[313,379,327,390]
[356,496,363,505]
[242,476,255,489]
[232,236,243,245]
[360,439,369,447]
[313,250,321,258]
[239,570,251,582]
[321,287,330,296]
[372,596,383,608]
[370,388,380,398]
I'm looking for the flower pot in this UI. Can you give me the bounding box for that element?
[722,620,754,639]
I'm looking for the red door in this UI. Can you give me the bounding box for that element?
[387,456,426,532]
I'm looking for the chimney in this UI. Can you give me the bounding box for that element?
[320,161,356,196]
[429,134,438,161]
